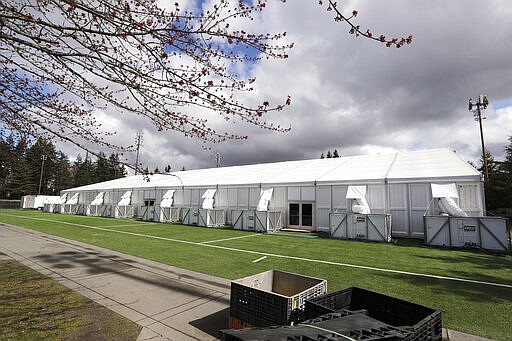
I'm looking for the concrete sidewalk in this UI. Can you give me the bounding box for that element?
[0,223,231,340]
[0,223,495,341]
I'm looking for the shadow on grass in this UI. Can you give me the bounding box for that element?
[33,251,230,304]
[414,253,512,272]
[374,270,512,304]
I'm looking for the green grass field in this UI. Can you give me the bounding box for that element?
[0,209,511,340]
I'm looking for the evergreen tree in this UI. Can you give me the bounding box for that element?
[108,153,126,179]
[52,152,73,194]
[326,150,332,158]
[164,165,171,173]
[73,154,95,187]
[154,167,160,174]
[479,149,503,211]
[320,153,325,159]
[95,152,111,183]
[26,138,58,194]
[333,149,340,158]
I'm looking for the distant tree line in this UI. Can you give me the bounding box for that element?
[478,136,512,213]
[0,135,125,199]
[320,149,340,159]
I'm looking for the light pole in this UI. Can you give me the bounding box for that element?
[38,155,48,194]
[135,132,143,175]
[468,94,489,181]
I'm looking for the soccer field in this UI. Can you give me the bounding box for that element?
[0,210,511,340]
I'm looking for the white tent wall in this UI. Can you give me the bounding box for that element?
[57,149,484,238]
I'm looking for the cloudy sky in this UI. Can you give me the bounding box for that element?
[60,0,512,172]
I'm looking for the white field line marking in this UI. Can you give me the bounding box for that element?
[252,256,267,263]
[97,223,155,228]
[200,233,261,244]
[1,213,511,289]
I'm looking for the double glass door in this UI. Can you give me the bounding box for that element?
[289,203,313,228]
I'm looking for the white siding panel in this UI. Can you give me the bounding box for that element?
[191,189,200,206]
[238,188,249,208]
[301,187,315,201]
[217,189,228,208]
[316,186,331,230]
[332,186,348,210]
[288,187,300,201]
[249,188,260,209]
[367,185,385,213]
[183,189,191,207]
[228,189,237,207]
[271,187,286,212]
[458,183,483,216]
[409,184,431,237]
[389,184,408,237]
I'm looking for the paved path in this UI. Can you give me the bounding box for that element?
[0,223,231,340]
[0,222,495,341]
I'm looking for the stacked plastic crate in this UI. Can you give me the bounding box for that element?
[222,286,442,341]
[229,270,327,328]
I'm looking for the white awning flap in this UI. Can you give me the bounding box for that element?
[66,193,79,205]
[346,186,367,199]
[160,189,175,208]
[118,191,132,206]
[60,193,68,204]
[90,192,105,205]
[257,188,273,211]
[201,189,216,209]
[431,183,459,198]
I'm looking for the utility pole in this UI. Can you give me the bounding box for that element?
[468,94,489,181]
[135,132,143,175]
[215,152,221,168]
[38,155,47,194]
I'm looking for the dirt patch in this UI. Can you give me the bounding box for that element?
[0,259,141,341]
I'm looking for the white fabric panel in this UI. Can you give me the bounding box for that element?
[60,193,68,204]
[257,188,273,211]
[352,198,371,214]
[202,189,216,199]
[160,190,175,208]
[202,198,214,209]
[66,193,79,205]
[431,183,459,198]
[346,185,367,199]
[118,191,132,206]
[201,189,216,209]
[90,192,105,205]
[439,197,468,217]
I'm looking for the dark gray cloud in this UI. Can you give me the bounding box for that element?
[58,1,512,171]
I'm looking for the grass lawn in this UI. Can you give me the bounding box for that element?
[0,255,141,341]
[0,209,511,340]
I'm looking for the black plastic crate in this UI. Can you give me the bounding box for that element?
[221,313,410,340]
[230,270,327,327]
[305,287,442,341]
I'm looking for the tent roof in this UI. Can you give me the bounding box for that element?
[63,148,481,192]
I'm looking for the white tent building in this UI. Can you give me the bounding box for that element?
[61,148,484,238]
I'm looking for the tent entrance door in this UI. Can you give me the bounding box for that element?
[288,203,313,229]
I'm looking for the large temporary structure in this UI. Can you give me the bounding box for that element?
[61,148,485,238]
